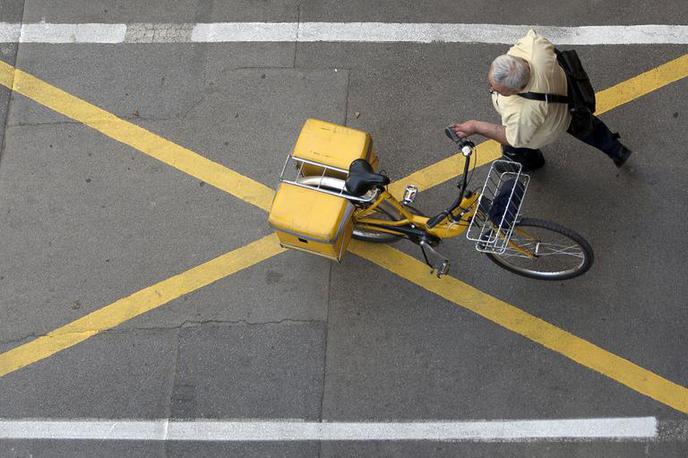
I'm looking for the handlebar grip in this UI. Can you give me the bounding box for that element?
[444,127,476,150]
[426,211,449,228]
[444,127,463,143]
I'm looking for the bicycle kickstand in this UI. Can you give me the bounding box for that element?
[419,240,450,278]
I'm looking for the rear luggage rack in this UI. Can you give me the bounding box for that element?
[278,154,378,203]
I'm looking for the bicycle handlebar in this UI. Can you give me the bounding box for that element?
[426,129,475,229]
[444,127,475,152]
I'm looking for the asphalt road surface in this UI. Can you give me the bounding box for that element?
[0,1,687,457]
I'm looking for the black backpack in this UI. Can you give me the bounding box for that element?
[518,49,596,137]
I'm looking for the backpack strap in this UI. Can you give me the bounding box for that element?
[518,92,569,104]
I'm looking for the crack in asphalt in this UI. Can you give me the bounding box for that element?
[0,333,41,348]
[124,317,326,331]
[0,318,324,347]
[5,116,175,128]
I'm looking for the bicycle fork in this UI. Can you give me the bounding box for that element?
[419,239,450,278]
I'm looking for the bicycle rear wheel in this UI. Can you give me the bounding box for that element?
[353,203,426,243]
[353,202,404,243]
[485,217,593,280]
[295,175,403,243]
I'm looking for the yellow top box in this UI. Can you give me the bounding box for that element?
[293,119,372,170]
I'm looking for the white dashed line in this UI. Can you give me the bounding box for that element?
[191,22,299,42]
[0,22,687,44]
[0,417,659,441]
[3,23,126,43]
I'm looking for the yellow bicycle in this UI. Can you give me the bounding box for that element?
[270,120,593,281]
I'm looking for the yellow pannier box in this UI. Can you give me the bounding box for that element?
[269,183,354,261]
[268,119,375,261]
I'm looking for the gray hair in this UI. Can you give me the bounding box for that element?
[490,55,530,91]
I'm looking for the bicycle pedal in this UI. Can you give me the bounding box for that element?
[420,239,450,277]
[402,184,418,205]
[432,260,450,278]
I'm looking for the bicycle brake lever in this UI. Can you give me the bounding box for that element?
[445,126,463,143]
[445,126,475,151]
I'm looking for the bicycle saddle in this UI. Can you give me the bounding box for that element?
[345,159,390,196]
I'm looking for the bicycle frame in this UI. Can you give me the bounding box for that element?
[353,189,480,242]
[271,121,592,280]
[349,137,537,275]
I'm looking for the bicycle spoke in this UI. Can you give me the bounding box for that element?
[486,218,593,280]
[535,243,585,258]
[509,235,584,257]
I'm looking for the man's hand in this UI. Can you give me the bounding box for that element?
[450,121,477,138]
[450,120,509,145]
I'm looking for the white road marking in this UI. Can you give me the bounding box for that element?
[13,23,126,43]
[191,22,299,42]
[296,23,688,44]
[0,23,20,43]
[0,417,658,441]
[0,22,687,44]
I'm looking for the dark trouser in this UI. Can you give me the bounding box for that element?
[502,116,624,170]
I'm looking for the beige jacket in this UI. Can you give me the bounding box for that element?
[491,29,571,149]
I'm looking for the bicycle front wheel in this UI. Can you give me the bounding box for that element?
[485,218,593,280]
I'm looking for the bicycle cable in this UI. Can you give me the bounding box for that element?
[446,142,477,225]
[465,143,477,191]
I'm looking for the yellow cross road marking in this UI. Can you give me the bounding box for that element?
[0,61,15,88]
[595,54,688,115]
[0,235,286,378]
[389,53,688,197]
[0,60,275,212]
[0,54,687,413]
[349,240,688,414]
[388,141,501,197]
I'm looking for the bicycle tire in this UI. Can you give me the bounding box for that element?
[352,202,404,243]
[485,217,593,280]
[353,203,427,243]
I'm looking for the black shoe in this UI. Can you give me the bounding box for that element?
[495,156,543,173]
[493,158,520,174]
[613,145,633,168]
[501,147,545,171]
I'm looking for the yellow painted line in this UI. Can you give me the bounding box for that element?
[388,140,501,197]
[596,54,688,115]
[390,53,688,196]
[0,234,286,378]
[0,60,275,212]
[0,61,15,88]
[1,54,686,415]
[349,240,688,414]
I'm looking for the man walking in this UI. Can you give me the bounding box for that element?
[451,29,632,171]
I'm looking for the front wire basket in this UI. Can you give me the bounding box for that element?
[466,160,530,254]
[278,154,376,203]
